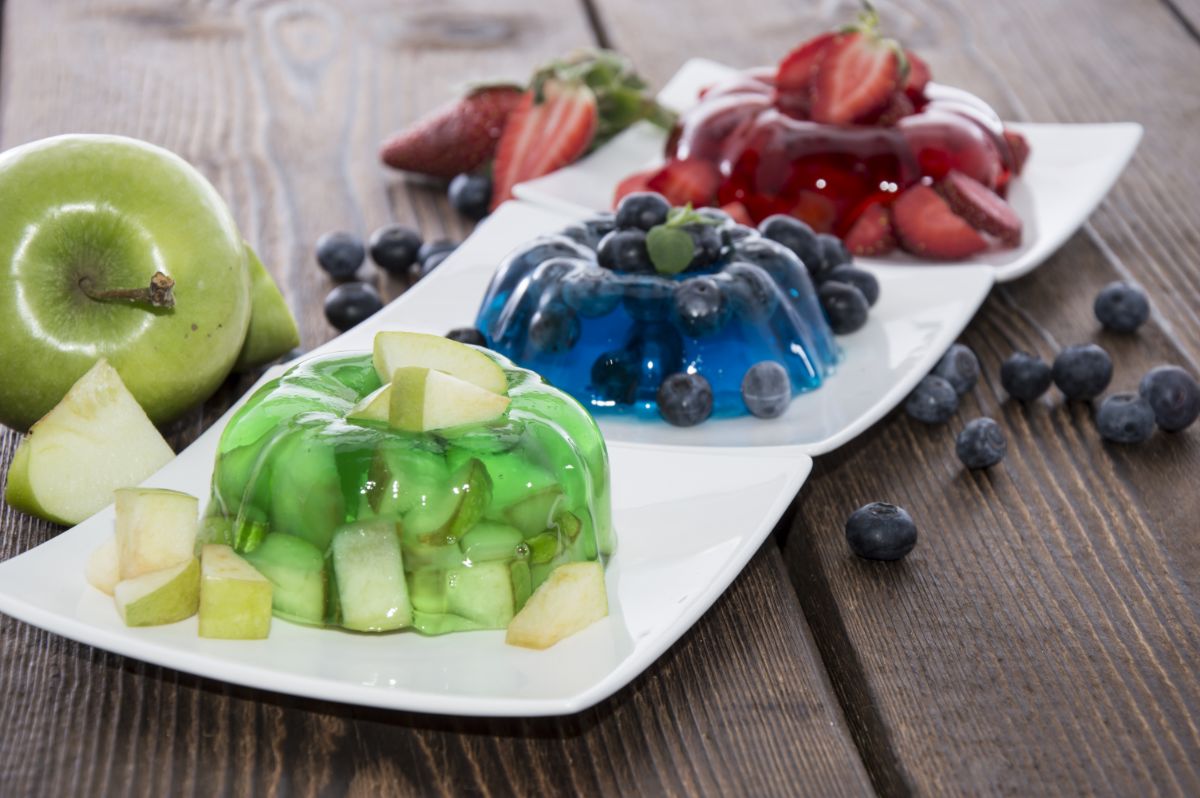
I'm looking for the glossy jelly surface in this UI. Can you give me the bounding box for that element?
[474,224,839,419]
[204,351,613,635]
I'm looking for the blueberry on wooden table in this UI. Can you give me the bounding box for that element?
[845,502,917,561]
[324,282,382,331]
[315,231,365,280]
[1095,393,1156,443]
[1138,365,1200,432]
[1052,344,1113,400]
[448,173,492,221]
[368,224,422,276]
[956,417,1007,468]
[416,240,458,278]
[933,343,980,395]
[905,375,958,424]
[1094,280,1150,333]
[1000,351,1053,402]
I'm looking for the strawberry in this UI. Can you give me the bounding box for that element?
[873,92,915,127]
[1002,128,1030,175]
[646,158,721,207]
[936,170,1022,246]
[903,50,931,101]
[844,203,896,256]
[775,32,836,117]
[380,85,523,178]
[892,184,987,260]
[490,78,599,209]
[720,201,754,226]
[613,168,657,206]
[811,27,903,124]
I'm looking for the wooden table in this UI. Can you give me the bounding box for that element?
[2,1,1199,795]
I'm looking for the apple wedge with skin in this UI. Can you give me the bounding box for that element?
[86,537,121,595]
[234,244,301,372]
[114,557,200,627]
[198,544,273,640]
[4,359,174,525]
[346,383,392,424]
[506,561,608,649]
[372,331,508,395]
[115,487,198,579]
[389,367,511,432]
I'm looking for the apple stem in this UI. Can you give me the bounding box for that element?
[79,271,176,308]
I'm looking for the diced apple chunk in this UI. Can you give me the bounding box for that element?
[505,561,608,649]
[198,544,273,640]
[372,331,507,395]
[85,536,120,595]
[114,487,198,580]
[114,558,200,627]
[390,367,510,432]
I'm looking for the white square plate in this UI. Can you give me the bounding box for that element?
[515,58,1143,284]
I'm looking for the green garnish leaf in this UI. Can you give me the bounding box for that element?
[646,225,695,275]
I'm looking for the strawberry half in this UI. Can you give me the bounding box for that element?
[903,50,931,102]
[490,78,599,210]
[613,168,657,206]
[811,29,903,124]
[936,170,1022,246]
[646,158,721,207]
[1002,128,1030,175]
[844,203,896,256]
[775,32,836,117]
[380,85,523,178]
[892,184,987,260]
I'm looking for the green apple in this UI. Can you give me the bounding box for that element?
[372,331,507,395]
[346,383,392,424]
[114,557,200,627]
[4,359,174,525]
[506,561,607,649]
[198,544,273,639]
[85,536,120,595]
[389,367,511,432]
[233,244,300,372]
[114,487,198,579]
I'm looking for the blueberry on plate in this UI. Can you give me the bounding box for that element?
[591,350,638,404]
[758,214,821,275]
[1094,393,1155,443]
[845,502,917,561]
[1094,281,1150,333]
[933,343,980,395]
[672,276,729,337]
[1053,344,1113,400]
[825,265,880,306]
[722,262,779,321]
[561,268,621,317]
[324,281,382,331]
[316,231,365,280]
[526,302,580,354]
[368,225,422,276]
[818,281,870,335]
[816,233,852,274]
[1000,351,1053,402]
[597,229,652,273]
[1139,365,1200,431]
[905,375,958,424]
[446,327,486,347]
[657,372,713,427]
[615,192,670,231]
[956,417,1007,468]
[741,361,792,419]
[448,173,492,221]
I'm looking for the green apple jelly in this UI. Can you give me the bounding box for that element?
[203,350,613,635]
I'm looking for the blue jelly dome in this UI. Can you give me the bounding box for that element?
[475,226,840,419]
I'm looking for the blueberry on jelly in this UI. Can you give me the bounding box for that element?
[845,502,917,561]
[559,224,593,247]
[905,375,958,424]
[695,207,732,225]
[818,281,869,335]
[1139,365,1200,432]
[527,302,580,354]
[723,224,758,245]
[759,215,822,275]
[583,212,617,242]
[741,361,792,419]
[1000,352,1053,402]
[622,276,674,322]
[956,417,1007,469]
[682,223,723,270]
[1095,393,1155,444]
[825,265,880,307]
[672,276,729,337]
[1094,281,1150,333]
[933,343,980,395]
[615,192,670,231]
[657,372,713,427]
[1053,344,1113,400]
[722,262,779,321]
[561,268,621,317]
[816,234,853,274]
[446,327,486,346]
[597,229,652,273]
[591,351,638,404]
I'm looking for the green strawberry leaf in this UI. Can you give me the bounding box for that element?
[646,226,694,275]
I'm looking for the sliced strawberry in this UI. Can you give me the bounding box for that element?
[873,92,915,127]
[490,79,598,209]
[613,168,657,207]
[811,31,902,124]
[844,203,896,256]
[903,50,931,101]
[646,158,721,207]
[892,184,988,260]
[1002,128,1030,175]
[380,85,523,178]
[775,32,836,117]
[936,170,1022,247]
[720,201,754,226]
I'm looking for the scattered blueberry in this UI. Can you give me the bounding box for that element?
[741,361,792,419]
[759,215,822,275]
[845,502,917,561]
[559,223,593,247]
[1000,351,1053,402]
[657,372,713,427]
[1052,344,1113,400]
[933,343,980,395]
[825,265,880,306]
[448,173,492,221]
[368,225,422,277]
[526,302,580,354]
[672,276,729,337]
[315,231,365,280]
[1094,281,1150,333]
[956,417,1007,469]
[561,268,621,317]
[583,212,616,242]
[905,375,958,424]
[420,248,454,277]
[1095,393,1156,443]
[446,327,486,346]
[597,229,652,273]
[722,262,779,321]
[591,351,638,404]
[615,192,671,231]
[1138,365,1200,432]
[324,282,382,331]
[816,233,852,273]
[818,281,870,335]
[682,222,723,270]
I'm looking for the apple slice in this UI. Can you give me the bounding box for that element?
[85,537,120,595]
[389,367,510,432]
[330,520,412,632]
[506,561,608,649]
[233,244,301,372]
[198,544,273,639]
[115,487,198,579]
[114,557,200,627]
[346,383,392,423]
[4,359,175,525]
[372,331,507,395]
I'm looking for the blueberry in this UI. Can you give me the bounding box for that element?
[825,265,880,306]
[695,207,732,225]
[448,173,492,221]
[758,215,821,274]
[591,351,638,404]
[597,229,652,272]
[559,223,593,247]
[1094,281,1150,333]
[1000,351,1053,402]
[561,268,621,317]
[816,234,853,273]
[722,262,779,321]
[622,276,674,322]
[956,417,1007,468]
[418,239,457,265]
[526,302,579,354]
[446,327,486,346]
[741,361,792,418]
[324,281,382,331]
[368,225,422,276]
[905,375,958,424]
[818,281,870,335]
[672,276,729,337]
[614,192,670,230]
[583,212,616,242]
[1053,344,1113,400]
[845,502,917,561]
[657,372,713,426]
[1139,365,1200,432]
[723,224,758,245]
[933,343,980,395]
[315,231,365,280]
[420,248,454,277]
[682,222,723,270]
[1094,393,1155,443]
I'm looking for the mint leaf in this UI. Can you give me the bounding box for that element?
[646,226,694,275]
